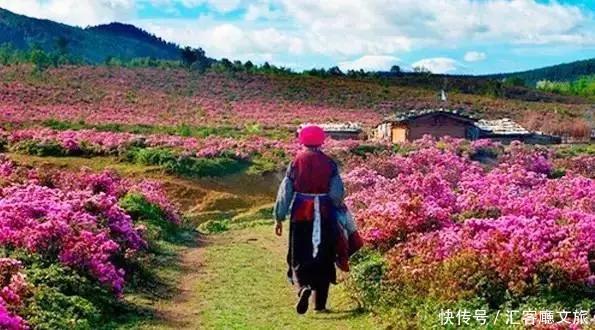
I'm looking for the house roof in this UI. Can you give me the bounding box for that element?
[381,108,477,125]
[379,109,542,137]
[299,122,362,133]
[475,118,531,135]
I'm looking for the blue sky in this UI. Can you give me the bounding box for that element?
[1,0,594,74]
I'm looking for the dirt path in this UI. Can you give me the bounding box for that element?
[140,225,376,330]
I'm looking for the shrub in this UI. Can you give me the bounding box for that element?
[247,155,280,175]
[126,147,176,166]
[555,144,595,158]
[126,147,247,177]
[119,193,177,241]
[198,218,230,234]
[42,119,83,131]
[10,140,67,156]
[10,252,116,329]
[23,286,99,330]
[344,137,595,326]
[350,144,390,157]
[166,155,247,177]
[345,249,387,309]
[0,161,183,327]
[176,124,193,137]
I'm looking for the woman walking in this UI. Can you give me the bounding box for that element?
[273,125,345,314]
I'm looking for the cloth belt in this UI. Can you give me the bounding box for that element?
[295,192,327,258]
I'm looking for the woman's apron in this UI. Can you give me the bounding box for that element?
[287,192,337,286]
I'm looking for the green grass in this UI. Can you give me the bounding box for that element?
[554,143,595,157]
[138,225,376,330]
[39,119,293,140]
[6,153,162,177]
[125,147,250,178]
[112,227,199,330]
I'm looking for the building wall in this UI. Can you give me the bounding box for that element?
[327,131,362,140]
[485,134,561,145]
[407,115,470,141]
[376,123,392,141]
[391,127,407,143]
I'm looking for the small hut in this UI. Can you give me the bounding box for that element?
[299,123,364,140]
[376,109,477,143]
[476,118,561,144]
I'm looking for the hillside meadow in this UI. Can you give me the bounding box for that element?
[0,65,592,137]
[0,64,593,329]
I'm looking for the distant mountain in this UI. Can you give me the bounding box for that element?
[484,58,595,85]
[0,7,593,89]
[0,7,181,63]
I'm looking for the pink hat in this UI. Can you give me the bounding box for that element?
[298,125,326,147]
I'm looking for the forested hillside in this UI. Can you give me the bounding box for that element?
[486,58,595,85]
[0,8,181,63]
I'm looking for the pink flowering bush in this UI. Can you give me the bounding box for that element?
[499,141,554,175]
[2,127,388,178]
[0,176,177,294]
[0,259,28,330]
[345,137,595,309]
[555,155,595,178]
[345,144,484,248]
[0,185,125,292]
[5,128,144,156]
[0,302,26,330]
[0,156,182,327]
[2,127,370,160]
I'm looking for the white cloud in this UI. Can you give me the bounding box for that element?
[245,0,283,21]
[179,0,204,7]
[277,0,594,49]
[338,55,399,72]
[137,0,594,73]
[143,0,240,11]
[411,57,458,74]
[137,18,304,61]
[207,0,241,13]
[1,0,593,73]
[464,51,486,62]
[0,0,136,26]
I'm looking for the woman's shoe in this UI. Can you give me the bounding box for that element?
[295,287,311,314]
[314,308,330,314]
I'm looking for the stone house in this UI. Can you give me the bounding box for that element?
[376,109,477,143]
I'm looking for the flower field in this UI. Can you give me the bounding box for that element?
[0,126,593,328]
[0,127,384,178]
[343,137,595,327]
[0,63,594,328]
[0,156,180,329]
[0,65,591,137]
[0,121,593,325]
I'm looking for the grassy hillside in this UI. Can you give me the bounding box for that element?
[0,8,181,63]
[376,73,588,105]
[485,58,595,85]
[0,65,591,137]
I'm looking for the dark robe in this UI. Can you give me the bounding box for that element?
[274,148,345,308]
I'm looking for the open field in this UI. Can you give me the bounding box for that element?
[1,65,591,136]
[0,63,593,329]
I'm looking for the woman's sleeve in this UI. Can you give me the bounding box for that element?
[329,162,345,207]
[273,163,294,222]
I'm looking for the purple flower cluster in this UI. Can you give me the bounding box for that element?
[556,155,595,178]
[345,137,595,296]
[0,259,28,330]
[0,157,180,294]
[5,128,143,154]
[2,128,366,163]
